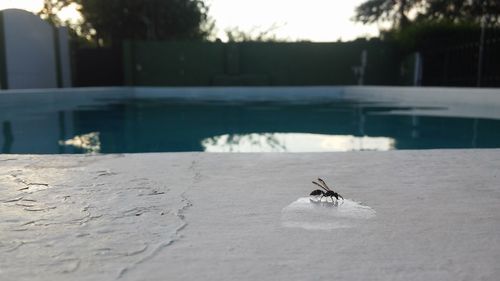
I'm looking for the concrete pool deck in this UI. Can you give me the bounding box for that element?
[1,150,499,280]
[2,86,500,119]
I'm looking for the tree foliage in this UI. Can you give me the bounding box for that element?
[79,0,210,45]
[354,0,424,29]
[38,0,73,25]
[423,0,500,25]
[224,25,285,42]
[385,20,481,52]
[38,0,212,46]
[354,0,500,30]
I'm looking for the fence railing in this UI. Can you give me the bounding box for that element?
[421,31,500,87]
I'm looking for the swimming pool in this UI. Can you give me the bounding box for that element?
[1,86,499,153]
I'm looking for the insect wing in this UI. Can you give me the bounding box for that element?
[317,178,332,191]
[312,181,329,192]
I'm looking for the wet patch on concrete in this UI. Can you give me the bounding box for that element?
[281,197,375,230]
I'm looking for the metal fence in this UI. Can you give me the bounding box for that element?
[421,29,500,87]
[73,47,123,87]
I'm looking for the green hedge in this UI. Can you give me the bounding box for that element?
[123,40,400,86]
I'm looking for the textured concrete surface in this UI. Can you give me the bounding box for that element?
[1,150,500,280]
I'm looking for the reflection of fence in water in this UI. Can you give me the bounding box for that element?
[2,121,14,153]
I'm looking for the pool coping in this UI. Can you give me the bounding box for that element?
[1,149,499,280]
[2,85,499,119]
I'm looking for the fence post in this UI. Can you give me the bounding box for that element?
[477,3,487,87]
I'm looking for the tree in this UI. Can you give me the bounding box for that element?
[354,0,500,30]
[224,25,285,42]
[38,0,212,46]
[38,0,73,26]
[423,0,500,25]
[354,0,424,29]
[80,0,211,46]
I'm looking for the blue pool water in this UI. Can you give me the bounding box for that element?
[1,96,499,154]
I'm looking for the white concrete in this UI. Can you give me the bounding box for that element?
[1,86,499,118]
[0,87,133,117]
[135,86,500,120]
[345,86,500,120]
[1,150,499,280]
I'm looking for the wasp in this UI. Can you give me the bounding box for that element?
[310,178,344,203]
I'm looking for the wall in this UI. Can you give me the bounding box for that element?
[0,9,71,89]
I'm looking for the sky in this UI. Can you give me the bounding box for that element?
[0,0,379,42]
[205,0,379,41]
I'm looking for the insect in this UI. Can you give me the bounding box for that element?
[310,178,344,203]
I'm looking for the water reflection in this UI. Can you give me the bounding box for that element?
[2,121,14,153]
[58,132,101,153]
[2,98,500,154]
[201,133,395,152]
